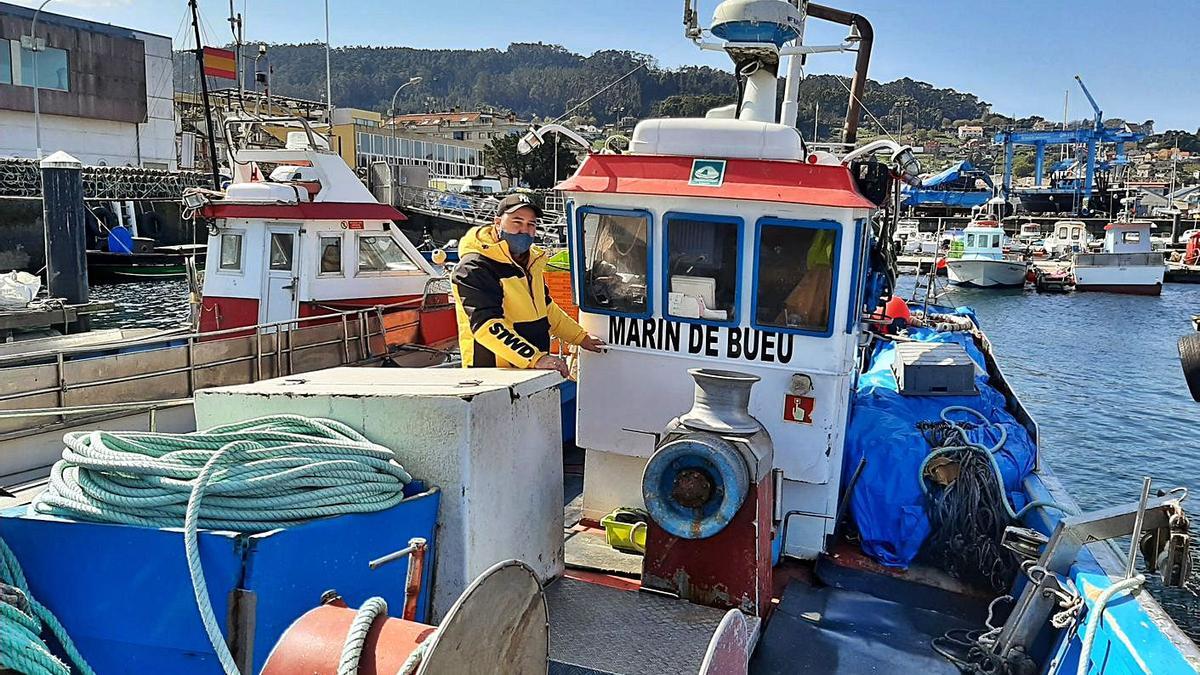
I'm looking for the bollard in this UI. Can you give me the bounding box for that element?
[40,151,90,330]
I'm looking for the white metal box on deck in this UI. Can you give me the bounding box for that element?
[194,367,565,619]
[892,341,977,397]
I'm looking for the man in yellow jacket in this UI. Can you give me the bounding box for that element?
[451,194,604,376]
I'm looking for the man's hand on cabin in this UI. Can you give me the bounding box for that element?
[579,335,607,353]
[534,355,571,378]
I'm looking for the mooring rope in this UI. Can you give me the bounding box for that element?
[29,415,415,675]
[338,596,389,675]
[0,538,95,675]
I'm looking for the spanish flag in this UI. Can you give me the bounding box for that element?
[202,47,237,80]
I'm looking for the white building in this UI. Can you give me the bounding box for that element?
[958,125,985,140]
[0,2,176,169]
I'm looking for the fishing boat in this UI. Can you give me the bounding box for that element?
[0,3,1197,675]
[1072,218,1166,295]
[946,222,1030,288]
[946,200,1030,288]
[0,117,460,492]
[86,245,208,280]
[1042,220,1092,259]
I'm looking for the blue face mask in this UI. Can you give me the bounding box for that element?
[500,231,534,255]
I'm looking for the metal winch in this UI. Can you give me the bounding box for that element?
[641,368,775,616]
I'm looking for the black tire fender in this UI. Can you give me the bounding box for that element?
[1179,332,1200,402]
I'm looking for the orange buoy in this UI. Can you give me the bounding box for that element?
[883,296,911,324]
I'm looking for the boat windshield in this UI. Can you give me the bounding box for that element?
[579,209,650,315]
[357,234,420,273]
[755,220,836,334]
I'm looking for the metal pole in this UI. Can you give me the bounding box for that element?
[813,101,819,143]
[553,133,559,184]
[189,0,222,189]
[30,0,54,161]
[324,0,333,123]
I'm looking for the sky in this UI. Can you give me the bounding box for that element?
[9,0,1199,132]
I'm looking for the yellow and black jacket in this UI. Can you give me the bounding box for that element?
[451,226,588,368]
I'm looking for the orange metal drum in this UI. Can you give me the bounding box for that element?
[261,604,434,675]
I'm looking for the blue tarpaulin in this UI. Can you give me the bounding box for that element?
[900,161,995,209]
[844,322,1037,568]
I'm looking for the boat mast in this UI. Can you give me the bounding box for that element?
[189,0,222,189]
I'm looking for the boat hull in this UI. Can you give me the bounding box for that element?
[946,259,1028,288]
[1073,263,1165,296]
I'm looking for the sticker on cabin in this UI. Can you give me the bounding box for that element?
[689,159,727,187]
[606,316,795,365]
[344,220,365,230]
[783,394,815,425]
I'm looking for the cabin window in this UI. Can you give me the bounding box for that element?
[993,234,1001,248]
[753,218,840,336]
[1123,231,1141,244]
[269,233,295,271]
[967,233,976,247]
[663,213,740,325]
[358,234,420,273]
[1071,229,1081,241]
[577,207,652,317]
[219,233,242,271]
[319,236,342,275]
[1057,226,1068,238]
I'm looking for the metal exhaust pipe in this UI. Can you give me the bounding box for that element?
[807,3,874,144]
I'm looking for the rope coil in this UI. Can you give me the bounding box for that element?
[26,415,415,675]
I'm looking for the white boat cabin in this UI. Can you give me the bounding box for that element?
[1044,220,1090,256]
[1101,220,1154,254]
[960,223,1005,261]
[198,137,443,334]
[559,118,879,559]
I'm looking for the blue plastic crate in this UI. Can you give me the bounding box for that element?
[0,485,440,674]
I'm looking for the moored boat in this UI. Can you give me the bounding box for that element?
[1072,219,1165,295]
[0,3,1196,675]
[946,221,1030,288]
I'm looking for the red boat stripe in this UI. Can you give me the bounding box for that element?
[200,202,407,221]
[556,154,877,209]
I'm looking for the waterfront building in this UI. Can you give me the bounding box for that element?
[0,1,176,169]
[329,108,490,179]
[386,109,527,143]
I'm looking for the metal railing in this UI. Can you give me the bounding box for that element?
[0,157,211,201]
[1074,252,1165,267]
[397,185,567,226]
[0,300,453,433]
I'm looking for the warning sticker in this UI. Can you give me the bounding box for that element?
[783,394,815,425]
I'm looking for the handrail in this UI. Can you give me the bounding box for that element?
[0,398,193,420]
[0,302,418,368]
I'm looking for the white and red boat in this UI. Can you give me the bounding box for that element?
[0,119,458,486]
[195,120,457,346]
[1073,218,1165,295]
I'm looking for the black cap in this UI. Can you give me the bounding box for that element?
[495,193,543,218]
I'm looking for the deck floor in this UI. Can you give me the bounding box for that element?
[750,579,974,674]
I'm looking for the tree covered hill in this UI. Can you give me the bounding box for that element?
[175,42,992,133]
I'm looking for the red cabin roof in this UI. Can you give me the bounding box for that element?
[200,202,406,221]
[556,154,876,209]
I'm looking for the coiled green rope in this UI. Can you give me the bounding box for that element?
[29,415,415,675]
[0,538,95,675]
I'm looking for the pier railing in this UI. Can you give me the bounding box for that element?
[1073,252,1165,267]
[396,184,567,226]
[0,158,211,201]
[0,302,453,439]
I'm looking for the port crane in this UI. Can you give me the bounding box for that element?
[995,75,1143,214]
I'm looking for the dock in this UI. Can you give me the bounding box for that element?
[1166,263,1200,284]
[0,301,115,340]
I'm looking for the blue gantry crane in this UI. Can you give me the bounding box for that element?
[994,76,1144,215]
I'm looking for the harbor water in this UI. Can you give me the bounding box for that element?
[91,277,1200,637]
